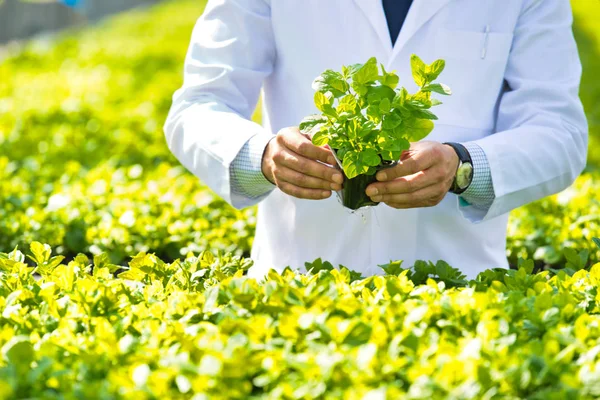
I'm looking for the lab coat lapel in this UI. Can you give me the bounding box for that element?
[389,0,453,64]
[352,0,393,56]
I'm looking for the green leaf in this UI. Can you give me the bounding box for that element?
[8,247,25,263]
[359,149,381,167]
[28,241,52,265]
[337,94,358,114]
[329,134,345,149]
[412,109,438,120]
[343,321,372,346]
[379,135,409,152]
[410,54,427,87]
[382,113,402,130]
[351,81,369,96]
[379,98,391,114]
[517,257,535,274]
[409,91,432,108]
[357,121,376,138]
[2,336,34,369]
[366,85,396,103]
[379,260,405,275]
[564,248,589,271]
[337,112,354,123]
[312,69,349,97]
[346,119,358,140]
[433,260,468,287]
[367,93,382,105]
[353,57,379,85]
[336,146,350,161]
[381,64,400,89]
[299,115,328,132]
[342,151,361,179]
[366,105,382,122]
[426,59,446,81]
[41,255,66,273]
[422,83,452,95]
[346,63,363,76]
[383,73,400,89]
[305,258,334,274]
[392,88,408,108]
[341,65,351,79]
[314,92,330,112]
[380,150,402,161]
[380,130,409,160]
[312,130,330,146]
[322,104,338,119]
[311,123,329,138]
[405,118,434,142]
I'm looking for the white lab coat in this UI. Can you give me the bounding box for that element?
[164,0,588,279]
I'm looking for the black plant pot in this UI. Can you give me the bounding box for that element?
[340,161,397,211]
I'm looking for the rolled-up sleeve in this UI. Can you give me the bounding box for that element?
[230,132,276,207]
[458,142,496,222]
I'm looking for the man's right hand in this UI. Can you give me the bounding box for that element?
[261,127,344,200]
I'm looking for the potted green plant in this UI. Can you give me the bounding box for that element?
[300,55,451,210]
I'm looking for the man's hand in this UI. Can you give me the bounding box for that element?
[262,127,344,200]
[365,141,459,209]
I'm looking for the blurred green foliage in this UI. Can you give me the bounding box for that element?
[0,0,258,263]
[572,1,600,168]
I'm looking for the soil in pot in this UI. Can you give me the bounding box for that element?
[340,161,397,210]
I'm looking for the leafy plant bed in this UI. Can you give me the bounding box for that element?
[1,242,600,398]
[1,0,600,271]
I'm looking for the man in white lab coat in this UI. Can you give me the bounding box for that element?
[164,0,588,279]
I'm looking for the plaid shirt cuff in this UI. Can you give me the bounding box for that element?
[459,142,495,210]
[230,133,276,199]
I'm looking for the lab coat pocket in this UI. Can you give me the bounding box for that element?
[435,28,514,62]
[432,28,514,130]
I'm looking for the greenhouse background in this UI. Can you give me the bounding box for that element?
[0,0,159,43]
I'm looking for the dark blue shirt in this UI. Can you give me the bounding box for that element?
[382,0,413,46]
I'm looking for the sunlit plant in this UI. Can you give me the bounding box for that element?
[300,55,451,209]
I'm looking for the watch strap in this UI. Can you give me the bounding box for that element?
[444,142,472,165]
[443,142,473,194]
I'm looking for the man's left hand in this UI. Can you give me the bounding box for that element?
[365,141,459,209]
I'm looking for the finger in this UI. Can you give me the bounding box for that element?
[369,182,446,207]
[375,158,421,182]
[376,148,438,182]
[366,171,428,197]
[366,165,449,197]
[275,166,342,191]
[277,181,332,200]
[279,129,336,165]
[276,149,344,184]
[400,149,412,162]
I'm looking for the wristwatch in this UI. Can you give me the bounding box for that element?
[443,142,474,195]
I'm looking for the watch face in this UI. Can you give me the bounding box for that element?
[456,162,474,189]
